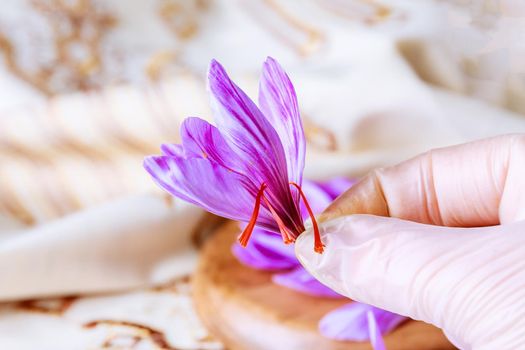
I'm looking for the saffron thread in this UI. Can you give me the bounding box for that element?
[238,182,323,253]
[290,182,323,253]
[261,194,296,244]
[238,183,267,247]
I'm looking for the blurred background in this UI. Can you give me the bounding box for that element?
[0,0,524,349]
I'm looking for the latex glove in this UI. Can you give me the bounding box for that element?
[296,134,525,349]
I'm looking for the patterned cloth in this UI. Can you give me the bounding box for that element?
[0,278,222,350]
[0,1,524,349]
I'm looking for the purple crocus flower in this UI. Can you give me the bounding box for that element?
[234,178,406,344]
[144,57,324,252]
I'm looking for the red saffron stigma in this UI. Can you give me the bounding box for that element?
[239,182,323,253]
[290,182,324,254]
[261,194,296,244]
[238,183,267,247]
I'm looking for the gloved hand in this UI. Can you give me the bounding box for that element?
[295,134,525,349]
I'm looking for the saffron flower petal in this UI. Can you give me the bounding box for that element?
[259,57,305,186]
[232,228,297,270]
[208,59,287,185]
[208,59,304,238]
[319,303,406,342]
[368,310,387,350]
[144,156,271,225]
[248,228,297,261]
[180,117,243,173]
[272,266,341,298]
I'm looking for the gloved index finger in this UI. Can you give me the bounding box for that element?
[320,134,525,227]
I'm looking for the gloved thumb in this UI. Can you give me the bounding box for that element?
[295,214,525,349]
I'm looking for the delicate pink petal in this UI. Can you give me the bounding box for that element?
[144,155,273,226]
[272,266,341,298]
[259,57,305,186]
[208,59,303,235]
[319,303,406,342]
[368,310,387,350]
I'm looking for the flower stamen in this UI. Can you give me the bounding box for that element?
[238,183,267,247]
[290,182,324,254]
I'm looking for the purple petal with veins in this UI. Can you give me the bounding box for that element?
[319,303,406,342]
[208,59,304,238]
[144,156,275,226]
[232,227,297,270]
[259,57,305,187]
[180,117,244,173]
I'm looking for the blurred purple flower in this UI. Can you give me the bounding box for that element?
[320,303,405,342]
[144,57,325,252]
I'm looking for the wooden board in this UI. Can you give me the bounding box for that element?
[193,221,455,350]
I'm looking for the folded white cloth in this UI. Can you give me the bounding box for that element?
[0,195,203,301]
